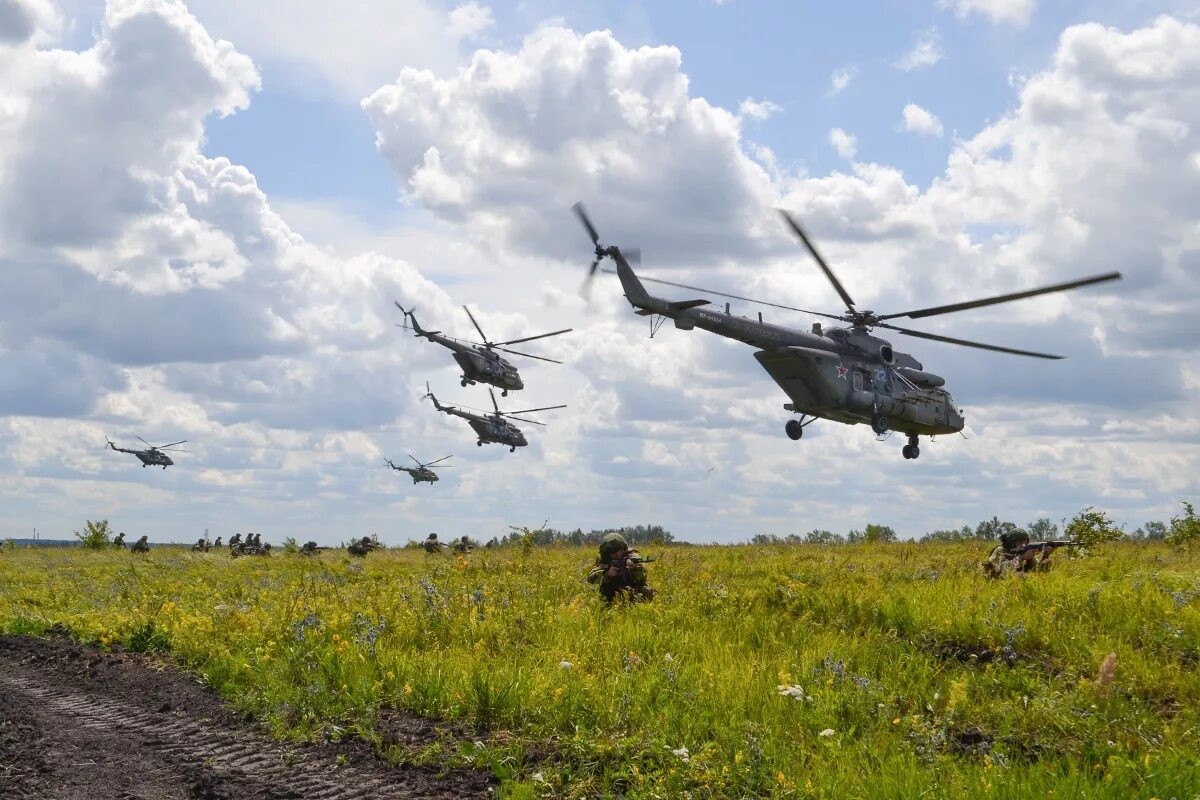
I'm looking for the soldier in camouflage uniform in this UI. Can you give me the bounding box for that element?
[587,533,655,603]
[112,532,126,548]
[982,529,1052,578]
[452,535,473,554]
[130,535,150,553]
[300,540,322,556]
[423,533,446,554]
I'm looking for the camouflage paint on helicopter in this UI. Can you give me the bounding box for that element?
[395,302,571,396]
[105,436,188,469]
[422,383,565,452]
[385,454,453,484]
[573,203,1120,460]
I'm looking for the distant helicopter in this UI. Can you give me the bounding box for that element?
[105,436,187,469]
[572,202,1120,460]
[385,454,453,484]
[395,301,571,396]
[422,382,566,452]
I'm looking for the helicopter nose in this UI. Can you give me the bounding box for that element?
[513,377,524,390]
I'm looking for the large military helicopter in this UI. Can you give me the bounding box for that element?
[385,454,453,484]
[422,382,566,452]
[105,436,187,469]
[395,301,571,396]
[572,202,1121,460]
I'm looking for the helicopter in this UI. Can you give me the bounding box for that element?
[572,202,1121,460]
[395,301,571,396]
[421,382,566,452]
[105,436,188,469]
[385,454,453,484]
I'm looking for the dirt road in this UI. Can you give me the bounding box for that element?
[0,635,493,799]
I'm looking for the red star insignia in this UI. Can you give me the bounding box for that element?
[836,365,849,380]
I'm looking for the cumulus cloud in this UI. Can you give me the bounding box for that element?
[895,28,943,71]
[446,2,493,40]
[363,26,779,267]
[939,0,1035,27]
[738,97,781,122]
[827,64,857,95]
[829,127,857,159]
[899,103,944,136]
[0,0,60,45]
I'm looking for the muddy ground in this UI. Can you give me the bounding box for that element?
[0,635,494,799]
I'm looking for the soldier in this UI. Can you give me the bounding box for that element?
[347,536,373,557]
[587,533,655,603]
[982,529,1052,578]
[131,535,150,553]
[300,540,321,556]
[213,536,223,548]
[191,538,208,552]
[452,535,473,554]
[112,532,127,549]
[229,532,242,549]
[423,533,446,554]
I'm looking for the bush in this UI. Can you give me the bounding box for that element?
[74,519,113,549]
[1064,507,1122,548]
[1165,501,1200,548]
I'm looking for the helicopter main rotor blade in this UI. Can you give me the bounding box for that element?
[158,440,187,449]
[599,267,843,320]
[777,209,857,312]
[506,404,568,415]
[462,305,491,345]
[429,464,453,468]
[408,454,423,467]
[572,202,600,246]
[493,328,573,347]
[136,436,153,448]
[494,347,562,364]
[425,455,453,466]
[879,271,1123,321]
[501,415,548,426]
[876,322,1063,359]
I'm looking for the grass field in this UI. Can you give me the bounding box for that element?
[1,541,1197,799]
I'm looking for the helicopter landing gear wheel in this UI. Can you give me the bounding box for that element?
[902,433,920,460]
[476,441,483,447]
[461,379,468,387]
[509,446,516,452]
[871,414,889,435]
[502,389,508,397]
[785,419,804,440]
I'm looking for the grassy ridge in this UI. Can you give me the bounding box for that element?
[1,542,1197,798]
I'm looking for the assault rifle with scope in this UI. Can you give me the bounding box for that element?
[1016,540,1082,555]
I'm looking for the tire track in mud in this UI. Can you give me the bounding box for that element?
[0,636,492,800]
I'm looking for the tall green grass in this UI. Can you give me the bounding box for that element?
[1,542,1196,798]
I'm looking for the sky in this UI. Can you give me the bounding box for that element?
[1,0,1198,544]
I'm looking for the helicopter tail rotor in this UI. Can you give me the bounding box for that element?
[573,202,639,301]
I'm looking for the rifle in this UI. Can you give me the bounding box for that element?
[1016,540,1081,555]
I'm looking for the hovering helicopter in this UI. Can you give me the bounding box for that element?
[395,301,571,396]
[385,454,453,484]
[572,202,1121,460]
[422,382,566,452]
[105,436,188,469]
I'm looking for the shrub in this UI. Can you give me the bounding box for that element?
[1165,501,1200,547]
[1065,507,1122,548]
[74,519,113,549]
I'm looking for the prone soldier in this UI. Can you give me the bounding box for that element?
[191,538,209,552]
[982,530,1077,578]
[587,533,655,603]
[300,540,324,556]
[348,535,379,557]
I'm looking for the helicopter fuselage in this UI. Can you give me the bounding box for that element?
[412,327,524,392]
[400,467,439,483]
[613,251,965,437]
[109,444,174,468]
[429,401,529,448]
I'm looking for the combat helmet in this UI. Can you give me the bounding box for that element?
[599,532,629,558]
[1000,529,1029,551]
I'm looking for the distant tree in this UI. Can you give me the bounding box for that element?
[1133,520,1168,541]
[920,525,974,543]
[974,516,1019,541]
[74,519,113,549]
[803,529,843,545]
[282,537,300,554]
[862,523,897,543]
[1026,518,1059,539]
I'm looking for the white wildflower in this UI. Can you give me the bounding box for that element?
[672,746,690,763]
[777,684,812,701]
[819,729,836,737]
[559,660,573,670]
[664,653,674,663]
